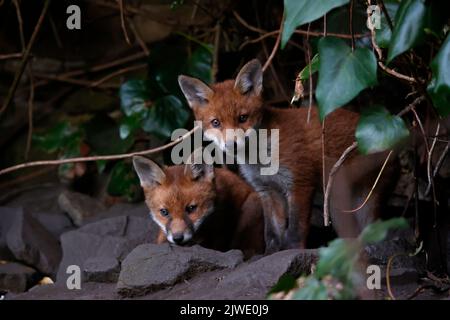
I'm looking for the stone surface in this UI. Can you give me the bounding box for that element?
[116,243,244,297]
[83,257,120,283]
[0,262,38,293]
[57,214,158,283]
[5,207,62,276]
[58,190,106,226]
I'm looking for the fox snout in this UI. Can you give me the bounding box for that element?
[165,218,193,245]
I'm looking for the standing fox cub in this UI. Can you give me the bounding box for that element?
[133,156,265,258]
[178,59,395,252]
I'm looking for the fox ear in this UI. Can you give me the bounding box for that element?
[178,75,213,108]
[234,59,263,96]
[184,149,214,182]
[132,156,166,188]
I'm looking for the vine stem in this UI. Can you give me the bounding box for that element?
[0,127,199,177]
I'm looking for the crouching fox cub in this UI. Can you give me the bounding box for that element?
[132,156,265,258]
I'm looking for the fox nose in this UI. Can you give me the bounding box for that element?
[172,233,184,244]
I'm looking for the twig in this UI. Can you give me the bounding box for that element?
[262,12,283,72]
[233,11,367,40]
[12,0,25,50]
[349,0,355,51]
[90,63,147,87]
[0,127,199,177]
[343,150,393,213]
[0,52,23,60]
[424,124,443,196]
[118,0,131,45]
[378,61,417,84]
[397,96,426,117]
[305,23,313,122]
[34,73,119,89]
[128,18,150,56]
[425,141,450,196]
[25,66,35,160]
[367,6,417,84]
[377,0,394,30]
[323,142,358,226]
[0,0,51,117]
[386,253,402,300]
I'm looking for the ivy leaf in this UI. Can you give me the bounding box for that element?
[375,0,400,49]
[298,53,319,81]
[427,34,450,117]
[281,0,349,49]
[268,274,298,296]
[315,238,359,279]
[292,277,329,300]
[359,218,408,245]
[356,106,410,155]
[33,121,82,153]
[107,161,140,201]
[142,95,190,140]
[185,45,213,84]
[387,0,426,63]
[120,80,150,117]
[316,37,377,120]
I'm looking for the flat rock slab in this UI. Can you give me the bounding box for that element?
[116,243,244,297]
[83,257,120,283]
[146,249,318,300]
[58,190,106,226]
[3,207,62,276]
[57,214,157,283]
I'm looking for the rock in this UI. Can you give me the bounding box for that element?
[58,190,106,226]
[57,214,158,283]
[116,243,244,297]
[0,262,38,293]
[5,207,62,276]
[32,212,74,239]
[0,207,16,260]
[82,202,149,224]
[83,257,120,283]
[364,229,423,271]
[200,249,318,299]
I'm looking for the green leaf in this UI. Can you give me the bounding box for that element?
[84,114,135,155]
[33,121,82,153]
[427,34,450,117]
[387,0,426,63]
[298,53,319,81]
[359,218,408,245]
[107,161,140,201]
[185,45,213,84]
[142,95,190,140]
[316,37,377,120]
[120,80,151,117]
[281,0,349,49]
[356,106,410,154]
[375,0,400,49]
[315,238,359,279]
[292,277,329,300]
[268,274,298,295]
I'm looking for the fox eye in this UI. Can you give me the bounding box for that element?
[185,205,197,214]
[238,114,249,123]
[159,208,169,217]
[211,119,221,128]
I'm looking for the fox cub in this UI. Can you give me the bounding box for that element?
[178,59,395,252]
[133,156,265,258]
